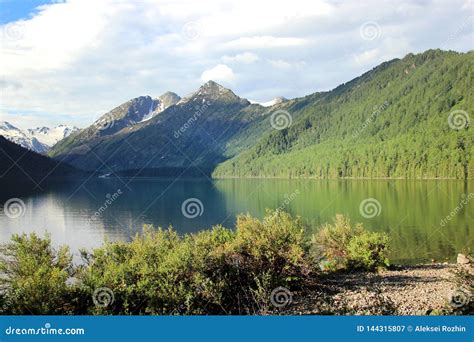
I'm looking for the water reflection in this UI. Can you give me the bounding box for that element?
[0,178,472,264]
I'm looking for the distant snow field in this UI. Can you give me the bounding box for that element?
[0,121,79,153]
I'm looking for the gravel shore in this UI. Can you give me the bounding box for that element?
[275,264,472,315]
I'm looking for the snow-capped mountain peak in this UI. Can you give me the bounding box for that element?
[0,121,79,153]
[0,121,17,131]
[28,125,80,147]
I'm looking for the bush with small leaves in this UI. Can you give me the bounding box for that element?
[347,231,390,271]
[0,212,391,315]
[312,215,390,271]
[0,233,74,314]
[76,210,311,314]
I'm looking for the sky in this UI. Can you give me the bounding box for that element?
[0,0,472,130]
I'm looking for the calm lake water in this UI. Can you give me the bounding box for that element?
[0,178,472,264]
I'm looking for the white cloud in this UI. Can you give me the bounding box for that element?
[222,36,307,50]
[353,48,381,65]
[1,1,112,72]
[268,59,306,69]
[0,0,472,128]
[352,38,412,67]
[200,64,235,83]
[221,52,260,64]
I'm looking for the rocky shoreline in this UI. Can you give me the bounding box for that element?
[275,263,473,315]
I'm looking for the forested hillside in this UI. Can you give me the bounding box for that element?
[48,50,472,179]
[213,50,473,179]
[0,136,87,199]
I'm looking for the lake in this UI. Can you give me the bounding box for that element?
[0,178,472,264]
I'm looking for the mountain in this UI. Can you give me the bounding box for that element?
[0,121,78,153]
[214,50,473,179]
[27,125,80,147]
[53,92,181,148]
[260,97,288,107]
[49,50,473,179]
[0,136,86,198]
[0,121,49,153]
[49,81,261,174]
[158,91,182,110]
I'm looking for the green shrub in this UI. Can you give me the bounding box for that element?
[76,210,311,314]
[311,215,362,270]
[0,212,390,315]
[78,227,197,314]
[0,233,74,314]
[347,232,390,271]
[312,215,390,271]
[232,210,310,280]
[213,210,311,313]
